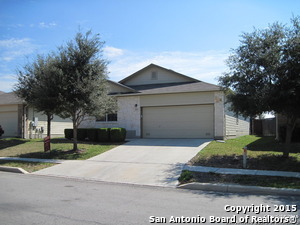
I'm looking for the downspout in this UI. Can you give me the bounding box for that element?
[23,104,28,139]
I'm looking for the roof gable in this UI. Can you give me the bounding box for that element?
[107,80,136,94]
[119,64,198,86]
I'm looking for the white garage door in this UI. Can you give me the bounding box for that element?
[0,111,18,137]
[142,105,214,138]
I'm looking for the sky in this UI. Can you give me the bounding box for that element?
[0,0,299,92]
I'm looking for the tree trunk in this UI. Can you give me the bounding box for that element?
[283,117,296,158]
[46,113,53,151]
[72,119,78,151]
[46,113,53,137]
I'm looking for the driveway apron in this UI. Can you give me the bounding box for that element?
[33,139,211,187]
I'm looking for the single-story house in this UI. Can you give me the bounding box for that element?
[0,92,72,138]
[0,64,250,139]
[81,64,250,139]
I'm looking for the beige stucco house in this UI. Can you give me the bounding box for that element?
[0,64,249,139]
[0,92,72,138]
[81,64,250,139]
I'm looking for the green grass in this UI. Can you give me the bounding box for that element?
[181,135,300,189]
[190,135,300,172]
[0,138,119,160]
[0,160,55,173]
[178,170,194,183]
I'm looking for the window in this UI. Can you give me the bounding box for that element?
[151,71,158,80]
[96,113,117,122]
[107,113,117,121]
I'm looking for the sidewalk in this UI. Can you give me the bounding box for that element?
[1,156,300,196]
[1,156,300,178]
[183,164,300,178]
[179,165,300,196]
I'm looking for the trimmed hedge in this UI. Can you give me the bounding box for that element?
[64,127,126,142]
[97,128,110,142]
[87,128,98,142]
[77,128,87,141]
[65,128,88,141]
[110,128,126,142]
[64,129,73,140]
[0,125,4,137]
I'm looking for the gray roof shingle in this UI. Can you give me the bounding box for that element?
[114,81,221,96]
[0,92,24,105]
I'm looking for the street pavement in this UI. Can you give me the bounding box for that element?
[1,172,299,225]
[33,139,211,187]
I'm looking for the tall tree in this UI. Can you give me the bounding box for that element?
[219,17,300,158]
[15,54,62,141]
[55,31,116,151]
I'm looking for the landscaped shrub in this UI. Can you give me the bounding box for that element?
[97,128,110,142]
[178,170,193,183]
[64,129,73,140]
[110,128,126,142]
[87,128,98,142]
[65,127,126,142]
[77,128,88,141]
[0,125,4,137]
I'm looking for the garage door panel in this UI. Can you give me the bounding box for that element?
[0,111,18,137]
[142,105,214,138]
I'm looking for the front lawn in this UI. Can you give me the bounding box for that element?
[0,138,119,160]
[183,135,300,189]
[190,135,300,172]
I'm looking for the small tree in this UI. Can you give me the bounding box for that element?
[15,54,63,142]
[219,17,300,158]
[55,31,116,151]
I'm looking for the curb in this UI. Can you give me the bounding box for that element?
[0,157,64,164]
[0,166,29,174]
[177,182,300,196]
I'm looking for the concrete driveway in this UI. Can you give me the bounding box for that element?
[34,139,211,187]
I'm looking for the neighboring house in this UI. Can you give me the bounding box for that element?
[81,64,250,139]
[0,92,72,138]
